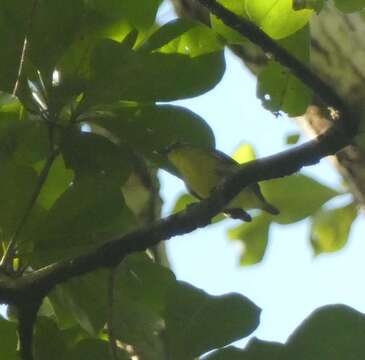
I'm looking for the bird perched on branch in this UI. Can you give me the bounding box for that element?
[163,143,279,221]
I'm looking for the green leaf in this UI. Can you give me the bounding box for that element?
[171,193,224,223]
[286,305,365,359]
[0,317,17,360]
[286,133,300,144]
[139,18,196,53]
[91,104,215,162]
[0,160,39,240]
[11,120,49,165]
[87,0,162,29]
[228,214,271,266]
[69,339,130,360]
[61,128,133,183]
[0,1,32,92]
[172,193,198,213]
[260,175,339,224]
[114,297,165,360]
[54,2,146,95]
[245,0,314,39]
[159,23,223,57]
[118,254,177,317]
[205,339,284,359]
[210,0,248,45]
[232,143,256,164]
[85,38,225,104]
[333,0,365,13]
[257,27,312,116]
[164,282,261,359]
[30,176,133,264]
[293,0,326,13]
[258,62,312,116]
[34,317,69,360]
[0,103,49,165]
[36,156,74,210]
[310,203,358,255]
[113,255,175,359]
[28,0,84,74]
[56,270,109,336]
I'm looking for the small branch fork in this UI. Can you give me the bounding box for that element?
[0,2,358,359]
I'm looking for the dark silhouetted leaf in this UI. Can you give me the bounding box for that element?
[28,0,84,75]
[55,270,109,336]
[286,304,365,359]
[0,160,39,240]
[85,38,225,104]
[0,317,17,359]
[91,104,215,163]
[258,27,312,116]
[333,0,365,13]
[139,18,196,53]
[34,317,69,360]
[30,176,134,264]
[205,338,284,359]
[69,339,130,360]
[164,281,261,359]
[61,128,133,183]
[113,255,176,359]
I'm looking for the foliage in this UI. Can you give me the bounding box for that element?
[0,0,363,359]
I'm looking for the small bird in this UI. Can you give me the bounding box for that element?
[163,143,279,221]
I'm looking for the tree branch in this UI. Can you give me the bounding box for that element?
[196,0,357,135]
[4,124,350,300]
[0,0,358,329]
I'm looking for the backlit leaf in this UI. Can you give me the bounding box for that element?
[228,214,271,265]
[310,203,358,255]
[261,175,339,224]
[245,0,313,39]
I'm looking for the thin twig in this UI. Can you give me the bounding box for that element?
[107,267,119,360]
[12,0,39,96]
[1,149,59,271]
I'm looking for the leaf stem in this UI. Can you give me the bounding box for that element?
[1,149,59,272]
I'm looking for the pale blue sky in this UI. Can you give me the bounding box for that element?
[158,1,365,344]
